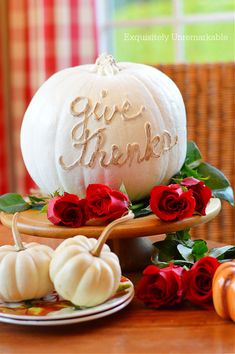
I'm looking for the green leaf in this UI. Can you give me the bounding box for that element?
[185,141,202,168]
[28,195,48,203]
[172,260,193,267]
[152,231,200,268]
[192,239,208,261]
[197,162,234,206]
[217,246,235,261]
[151,254,193,268]
[131,199,149,211]
[177,244,194,262]
[119,183,129,197]
[152,239,182,263]
[208,245,235,259]
[130,195,151,218]
[173,140,234,206]
[133,206,152,218]
[150,256,169,268]
[40,204,48,213]
[167,229,191,241]
[31,203,46,211]
[0,193,31,213]
[50,189,63,197]
[179,164,202,179]
[212,187,234,206]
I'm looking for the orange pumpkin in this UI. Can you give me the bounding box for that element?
[212,260,235,322]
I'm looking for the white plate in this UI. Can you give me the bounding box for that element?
[0,292,134,326]
[0,277,134,324]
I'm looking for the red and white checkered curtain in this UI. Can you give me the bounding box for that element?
[0,0,98,194]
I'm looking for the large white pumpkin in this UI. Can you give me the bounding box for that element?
[21,54,186,201]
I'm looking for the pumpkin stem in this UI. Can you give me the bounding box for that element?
[12,213,25,251]
[91,210,134,257]
[94,54,120,76]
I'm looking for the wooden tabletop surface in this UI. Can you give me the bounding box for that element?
[0,224,234,354]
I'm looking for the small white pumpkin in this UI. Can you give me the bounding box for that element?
[21,54,186,201]
[0,213,54,302]
[50,211,133,307]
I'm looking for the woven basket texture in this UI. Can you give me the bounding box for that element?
[154,63,235,243]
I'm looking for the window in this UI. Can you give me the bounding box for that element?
[97,0,235,63]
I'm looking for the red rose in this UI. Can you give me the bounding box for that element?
[47,192,88,227]
[136,264,185,309]
[183,256,220,308]
[86,184,129,221]
[150,184,196,221]
[181,177,212,215]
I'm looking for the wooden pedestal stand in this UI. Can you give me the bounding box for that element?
[0,198,221,271]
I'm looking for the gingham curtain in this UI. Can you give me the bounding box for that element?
[0,0,98,194]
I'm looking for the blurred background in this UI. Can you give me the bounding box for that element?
[0,0,234,241]
[100,0,235,63]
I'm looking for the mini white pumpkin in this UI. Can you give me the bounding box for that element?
[50,211,133,307]
[21,54,186,201]
[0,213,54,302]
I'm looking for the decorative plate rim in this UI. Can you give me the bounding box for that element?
[0,292,134,326]
[0,277,134,321]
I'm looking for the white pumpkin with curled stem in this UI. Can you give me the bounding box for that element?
[50,211,134,307]
[0,213,54,302]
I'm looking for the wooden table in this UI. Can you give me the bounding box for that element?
[0,224,234,354]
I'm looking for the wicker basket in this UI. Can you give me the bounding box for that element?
[154,63,235,244]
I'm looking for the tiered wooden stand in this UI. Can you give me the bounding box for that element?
[0,199,221,271]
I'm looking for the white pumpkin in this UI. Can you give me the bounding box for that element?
[50,211,133,307]
[21,54,186,201]
[0,213,54,302]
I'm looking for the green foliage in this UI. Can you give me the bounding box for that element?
[40,204,48,214]
[0,194,31,213]
[197,162,234,205]
[130,200,151,218]
[152,229,235,268]
[173,141,234,206]
[133,140,234,217]
[0,193,47,213]
[192,240,208,261]
[50,190,63,197]
[28,195,48,203]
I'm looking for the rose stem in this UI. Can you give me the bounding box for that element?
[91,210,134,257]
[12,213,25,251]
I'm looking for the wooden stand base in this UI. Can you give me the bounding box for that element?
[108,237,154,272]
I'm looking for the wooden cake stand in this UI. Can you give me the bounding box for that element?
[0,198,221,271]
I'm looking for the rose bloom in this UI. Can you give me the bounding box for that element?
[47,193,88,227]
[150,184,196,221]
[136,264,185,309]
[183,256,220,308]
[86,184,129,221]
[181,177,212,215]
